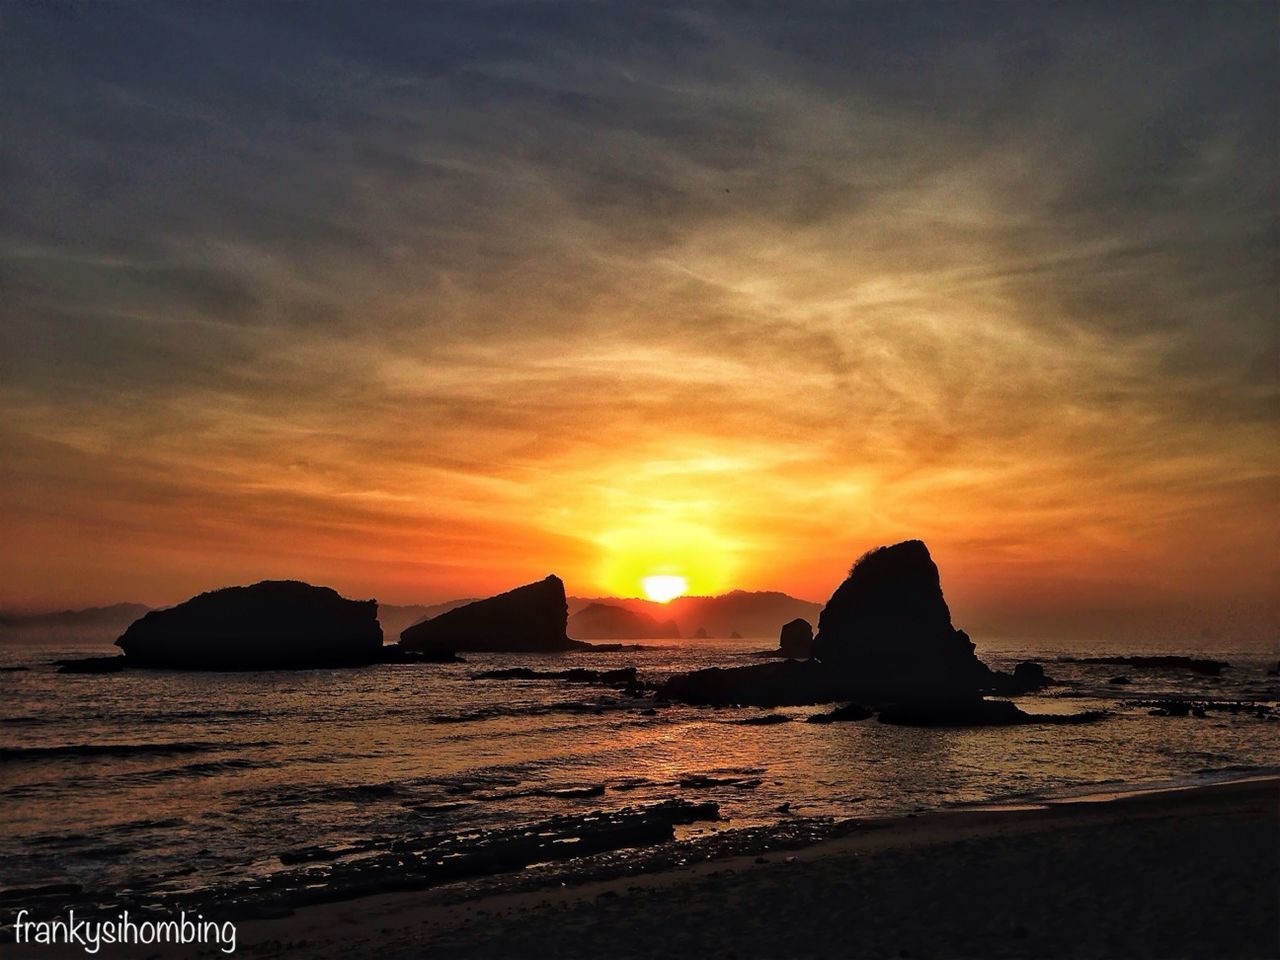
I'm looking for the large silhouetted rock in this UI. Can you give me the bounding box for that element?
[568,602,680,640]
[399,575,586,654]
[778,618,814,659]
[115,581,383,670]
[812,540,992,700]
[658,540,1105,725]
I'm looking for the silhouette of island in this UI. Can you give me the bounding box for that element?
[115,580,382,669]
[398,575,589,654]
[568,602,680,640]
[659,540,1079,725]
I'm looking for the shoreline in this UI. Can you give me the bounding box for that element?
[172,773,1280,959]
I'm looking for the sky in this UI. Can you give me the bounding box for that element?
[2,2,1276,645]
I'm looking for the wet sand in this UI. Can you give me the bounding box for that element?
[217,776,1279,960]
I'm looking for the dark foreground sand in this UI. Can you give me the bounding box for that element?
[224,778,1280,960]
[19,778,1279,960]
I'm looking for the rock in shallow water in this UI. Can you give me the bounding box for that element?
[805,703,873,724]
[660,541,992,709]
[878,699,1107,727]
[55,655,128,674]
[399,575,588,654]
[657,541,1104,727]
[988,660,1054,695]
[778,618,814,659]
[115,580,382,670]
[657,659,850,707]
[813,540,993,700]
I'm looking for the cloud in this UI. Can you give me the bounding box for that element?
[1,2,1275,641]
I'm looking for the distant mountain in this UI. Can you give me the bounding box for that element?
[2,589,821,649]
[380,589,820,642]
[0,603,151,647]
[568,602,681,640]
[377,600,476,641]
[567,591,822,640]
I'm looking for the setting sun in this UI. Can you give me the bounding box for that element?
[595,520,738,600]
[642,574,688,603]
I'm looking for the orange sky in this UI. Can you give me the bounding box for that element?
[2,4,1276,646]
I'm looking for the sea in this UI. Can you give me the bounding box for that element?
[1,636,1276,911]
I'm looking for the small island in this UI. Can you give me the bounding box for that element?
[398,575,589,654]
[115,580,383,670]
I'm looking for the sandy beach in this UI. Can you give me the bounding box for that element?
[184,776,1276,960]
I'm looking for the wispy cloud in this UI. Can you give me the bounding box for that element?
[2,2,1275,641]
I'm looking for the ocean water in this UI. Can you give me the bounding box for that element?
[1,637,1276,907]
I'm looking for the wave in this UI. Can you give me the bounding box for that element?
[0,740,275,762]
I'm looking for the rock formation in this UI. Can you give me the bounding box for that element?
[568,602,680,640]
[658,659,848,707]
[115,580,383,670]
[988,660,1053,695]
[878,701,1107,727]
[658,540,1102,726]
[805,702,873,723]
[399,575,587,654]
[778,618,814,659]
[811,540,992,700]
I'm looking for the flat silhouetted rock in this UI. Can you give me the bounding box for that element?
[115,581,382,670]
[805,702,873,723]
[989,660,1053,695]
[812,541,993,700]
[55,655,128,674]
[1058,655,1229,676]
[878,698,1107,727]
[471,666,641,688]
[657,659,848,707]
[377,646,464,664]
[568,602,680,640]
[691,626,711,639]
[778,618,814,659]
[399,575,588,654]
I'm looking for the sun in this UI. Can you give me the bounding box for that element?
[642,575,688,603]
[596,520,735,600]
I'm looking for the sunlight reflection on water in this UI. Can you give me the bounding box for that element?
[1,636,1275,901]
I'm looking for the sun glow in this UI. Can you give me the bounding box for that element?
[596,519,738,600]
[642,574,688,603]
